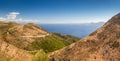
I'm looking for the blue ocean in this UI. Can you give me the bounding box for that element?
[39,22,104,38]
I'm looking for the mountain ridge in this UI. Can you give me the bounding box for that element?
[49,13,120,61]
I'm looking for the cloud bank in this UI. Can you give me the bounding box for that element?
[0,12,40,24]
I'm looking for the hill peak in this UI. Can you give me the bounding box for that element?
[115,13,120,16]
[112,13,120,19]
[103,13,120,26]
[49,13,120,61]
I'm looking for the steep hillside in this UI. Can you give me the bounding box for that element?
[0,39,32,61]
[0,21,80,61]
[0,51,17,61]
[49,13,120,61]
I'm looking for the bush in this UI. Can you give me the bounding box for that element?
[32,51,49,61]
[25,36,66,53]
[111,41,119,48]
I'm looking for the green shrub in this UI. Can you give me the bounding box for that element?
[25,36,66,53]
[32,51,49,61]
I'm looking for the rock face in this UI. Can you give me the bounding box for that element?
[49,13,120,61]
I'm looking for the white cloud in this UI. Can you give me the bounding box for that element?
[0,12,41,24]
[7,12,20,20]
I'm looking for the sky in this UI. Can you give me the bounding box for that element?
[0,0,120,24]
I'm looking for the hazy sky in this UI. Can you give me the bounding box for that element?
[0,0,120,24]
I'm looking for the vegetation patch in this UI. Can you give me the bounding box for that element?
[24,33,80,53]
[32,51,49,61]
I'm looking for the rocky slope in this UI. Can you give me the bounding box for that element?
[0,21,80,61]
[49,13,120,61]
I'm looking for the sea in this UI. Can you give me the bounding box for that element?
[39,22,104,38]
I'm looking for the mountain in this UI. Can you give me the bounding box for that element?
[0,22,49,49]
[49,13,120,61]
[0,21,80,61]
